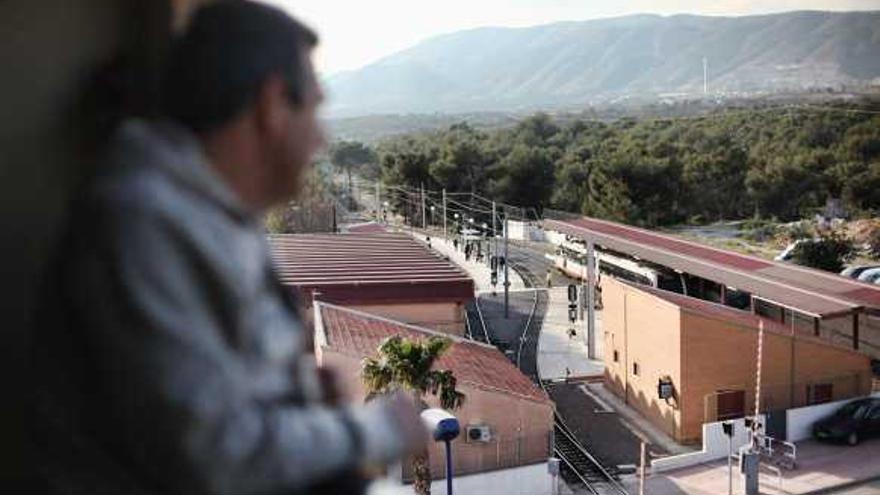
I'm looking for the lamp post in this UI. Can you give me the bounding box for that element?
[453,213,460,250]
[482,223,490,266]
[420,409,460,495]
[430,205,436,227]
[503,214,509,318]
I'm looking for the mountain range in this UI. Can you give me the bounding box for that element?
[324,10,880,117]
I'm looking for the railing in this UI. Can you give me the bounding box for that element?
[473,295,491,344]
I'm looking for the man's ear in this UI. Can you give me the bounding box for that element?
[254,74,290,139]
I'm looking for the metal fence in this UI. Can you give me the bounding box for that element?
[401,431,551,482]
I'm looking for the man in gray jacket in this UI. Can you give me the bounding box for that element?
[30,2,424,494]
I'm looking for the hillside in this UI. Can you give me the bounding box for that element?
[325,11,880,117]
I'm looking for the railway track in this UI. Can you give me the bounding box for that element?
[504,253,629,495]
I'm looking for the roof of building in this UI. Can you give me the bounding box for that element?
[344,222,388,233]
[315,303,552,404]
[545,217,880,318]
[269,232,474,305]
[609,277,866,356]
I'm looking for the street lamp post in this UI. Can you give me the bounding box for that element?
[503,214,509,318]
[442,189,448,240]
[420,409,460,495]
[481,223,489,267]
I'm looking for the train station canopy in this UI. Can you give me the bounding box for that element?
[544,217,880,319]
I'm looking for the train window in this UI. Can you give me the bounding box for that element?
[723,287,751,310]
[657,272,684,294]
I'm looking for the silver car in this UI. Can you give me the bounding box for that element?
[840,265,880,278]
[857,267,880,284]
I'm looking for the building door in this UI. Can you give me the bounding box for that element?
[765,409,787,440]
[717,390,745,421]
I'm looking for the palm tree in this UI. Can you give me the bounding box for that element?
[361,335,465,495]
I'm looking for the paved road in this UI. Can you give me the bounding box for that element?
[823,479,880,494]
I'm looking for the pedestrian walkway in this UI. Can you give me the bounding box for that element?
[537,286,604,380]
[410,232,525,291]
[626,439,880,495]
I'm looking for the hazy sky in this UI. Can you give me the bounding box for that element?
[269,0,880,75]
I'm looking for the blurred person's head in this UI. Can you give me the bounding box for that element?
[162,0,324,211]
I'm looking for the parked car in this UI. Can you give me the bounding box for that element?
[813,398,880,445]
[857,268,880,284]
[840,265,880,279]
[775,239,809,262]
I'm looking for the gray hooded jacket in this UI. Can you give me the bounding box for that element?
[30,120,402,495]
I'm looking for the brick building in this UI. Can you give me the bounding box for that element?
[603,277,873,444]
[313,302,554,492]
[269,232,473,335]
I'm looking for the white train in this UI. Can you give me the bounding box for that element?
[550,236,686,293]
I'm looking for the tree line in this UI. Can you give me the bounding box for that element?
[333,103,880,227]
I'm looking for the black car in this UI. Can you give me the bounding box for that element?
[813,398,880,446]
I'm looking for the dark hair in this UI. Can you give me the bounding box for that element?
[161,0,318,133]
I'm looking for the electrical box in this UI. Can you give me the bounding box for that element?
[466,425,492,443]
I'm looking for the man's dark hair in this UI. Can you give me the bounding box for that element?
[162,0,318,134]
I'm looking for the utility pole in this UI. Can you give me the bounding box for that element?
[503,215,509,319]
[492,201,497,238]
[442,188,447,240]
[492,201,497,264]
[639,441,646,495]
[754,320,765,422]
[586,240,596,359]
[741,320,766,495]
[421,183,427,230]
[722,422,734,495]
[375,181,380,222]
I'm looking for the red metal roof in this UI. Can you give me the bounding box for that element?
[269,233,474,305]
[545,217,880,318]
[317,303,551,403]
[344,222,388,233]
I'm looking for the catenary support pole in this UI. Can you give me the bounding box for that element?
[504,216,509,319]
[586,240,596,359]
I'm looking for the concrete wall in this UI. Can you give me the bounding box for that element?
[859,312,880,359]
[318,347,554,479]
[603,278,684,441]
[3,0,175,482]
[428,462,552,495]
[345,301,466,336]
[785,392,880,442]
[651,416,762,474]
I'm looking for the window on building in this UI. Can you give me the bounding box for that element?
[613,350,619,363]
[716,389,746,421]
[632,362,640,376]
[806,383,833,405]
[754,298,784,322]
